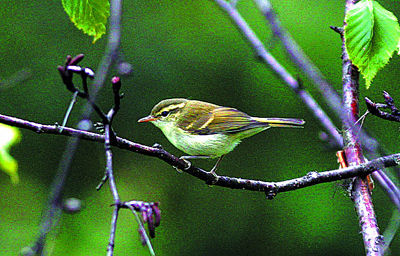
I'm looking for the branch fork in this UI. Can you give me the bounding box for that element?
[57,55,158,256]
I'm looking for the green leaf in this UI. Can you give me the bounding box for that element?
[345,0,400,88]
[0,124,21,184]
[61,0,110,43]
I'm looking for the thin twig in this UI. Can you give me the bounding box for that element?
[59,91,79,133]
[97,77,122,191]
[102,76,156,255]
[104,120,120,256]
[103,82,122,256]
[366,92,400,122]
[107,206,120,256]
[26,0,123,252]
[128,205,155,256]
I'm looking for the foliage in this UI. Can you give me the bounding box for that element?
[345,0,400,88]
[0,124,21,184]
[61,0,110,43]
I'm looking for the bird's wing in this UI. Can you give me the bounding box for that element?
[184,107,262,135]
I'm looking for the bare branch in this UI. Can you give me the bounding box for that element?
[26,0,124,252]
[366,91,400,122]
[107,206,120,256]
[104,120,120,256]
[1,113,400,199]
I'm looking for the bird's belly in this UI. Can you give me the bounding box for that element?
[166,132,240,158]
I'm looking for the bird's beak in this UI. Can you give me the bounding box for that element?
[138,115,157,123]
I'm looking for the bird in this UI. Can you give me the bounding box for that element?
[138,98,304,179]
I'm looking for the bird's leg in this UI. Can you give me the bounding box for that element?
[177,155,224,185]
[207,155,225,185]
[176,155,211,172]
[181,155,211,160]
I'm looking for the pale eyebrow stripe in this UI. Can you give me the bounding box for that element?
[156,102,185,115]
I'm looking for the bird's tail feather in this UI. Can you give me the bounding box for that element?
[253,117,305,128]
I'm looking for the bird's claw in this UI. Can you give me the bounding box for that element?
[152,143,163,149]
[205,171,219,185]
[173,157,192,173]
[173,166,183,173]
[180,157,192,170]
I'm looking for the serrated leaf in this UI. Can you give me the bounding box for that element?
[345,0,400,88]
[0,124,21,184]
[62,0,110,43]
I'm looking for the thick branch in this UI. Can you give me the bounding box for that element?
[2,113,400,198]
[341,1,383,255]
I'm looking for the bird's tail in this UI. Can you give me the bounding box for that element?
[253,117,305,128]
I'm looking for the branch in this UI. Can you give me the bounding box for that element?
[341,1,383,255]
[2,113,400,198]
[58,68,158,255]
[103,77,121,256]
[366,91,400,122]
[26,0,124,252]
[26,54,89,256]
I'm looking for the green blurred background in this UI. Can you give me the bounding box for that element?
[1,0,400,255]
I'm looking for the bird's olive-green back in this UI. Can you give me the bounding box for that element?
[176,100,264,135]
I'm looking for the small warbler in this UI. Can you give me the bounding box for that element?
[139,98,304,176]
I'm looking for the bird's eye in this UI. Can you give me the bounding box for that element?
[161,111,169,117]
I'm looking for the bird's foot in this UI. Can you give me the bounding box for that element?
[173,157,192,173]
[180,157,192,170]
[152,143,163,149]
[205,156,224,185]
[173,166,183,173]
[205,169,219,185]
[93,122,105,133]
